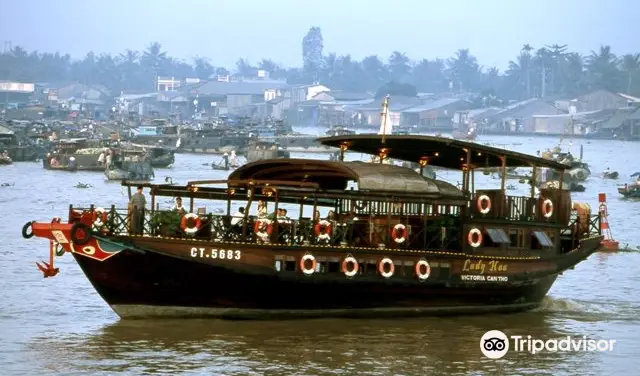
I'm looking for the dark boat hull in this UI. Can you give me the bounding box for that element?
[70,234,601,319]
[150,154,174,168]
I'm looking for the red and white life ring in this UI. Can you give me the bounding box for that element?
[391,224,407,243]
[314,220,332,241]
[342,256,358,277]
[181,213,201,235]
[477,195,491,214]
[468,228,483,248]
[300,254,316,276]
[378,257,394,278]
[541,199,554,218]
[415,259,431,281]
[93,207,108,228]
[254,219,273,241]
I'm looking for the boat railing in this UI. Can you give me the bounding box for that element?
[69,206,462,252]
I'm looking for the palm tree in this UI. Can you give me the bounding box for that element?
[586,45,619,91]
[534,48,552,97]
[388,51,411,82]
[141,42,167,90]
[620,53,640,94]
[446,49,479,92]
[521,44,534,97]
[545,44,568,94]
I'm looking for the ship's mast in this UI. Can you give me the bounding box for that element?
[379,95,390,144]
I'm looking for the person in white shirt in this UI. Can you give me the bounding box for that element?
[173,197,186,215]
[231,207,245,226]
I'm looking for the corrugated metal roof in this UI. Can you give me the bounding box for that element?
[0,125,15,135]
[192,80,289,96]
[627,107,640,120]
[402,98,469,113]
[601,108,634,129]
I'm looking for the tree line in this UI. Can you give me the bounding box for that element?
[0,26,639,103]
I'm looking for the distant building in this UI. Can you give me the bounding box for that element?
[401,98,474,129]
[556,89,640,112]
[486,99,563,133]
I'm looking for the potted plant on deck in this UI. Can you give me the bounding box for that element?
[149,210,182,237]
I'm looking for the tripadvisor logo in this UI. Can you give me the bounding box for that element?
[480,330,616,359]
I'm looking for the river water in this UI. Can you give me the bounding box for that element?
[1,134,639,375]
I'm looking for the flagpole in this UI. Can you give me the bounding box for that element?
[380,95,389,144]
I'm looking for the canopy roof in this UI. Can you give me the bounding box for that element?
[228,159,463,197]
[317,135,569,170]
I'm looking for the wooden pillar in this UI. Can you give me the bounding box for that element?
[500,156,507,192]
[465,148,472,192]
[500,156,507,218]
[530,166,537,199]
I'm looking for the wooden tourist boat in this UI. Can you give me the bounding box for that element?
[21,134,603,320]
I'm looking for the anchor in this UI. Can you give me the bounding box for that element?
[36,240,60,278]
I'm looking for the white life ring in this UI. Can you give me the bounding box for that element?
[415,259,431,281]
[342,256,359,277]
[477,194,491,214]
[392,224,407,244]
[93,207,107,228]
[300,254,316,276]
[181,213,201,235]
[542,199,554,218]
[468,228,483,248]
[378,257,394,278]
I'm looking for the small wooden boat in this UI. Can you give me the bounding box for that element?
[104,149,154,181]
[246,140,289,164]
[618,183,640,198]
[452,128,477,140]
[0,154,12,165]
[602,171,619,179]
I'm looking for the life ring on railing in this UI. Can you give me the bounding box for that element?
[254,219,273,241]
[391,224,407,244]
[541,199,554,218]
[341,256,359,277]
[314,220,332,241]
[477,195,491,214]
[93,207,108,228]
[415,259,431,281]
[467,228,483,248]
[299,254,317,276]
[70,222,91,245]
[181,213,201,235]
[378,257,395,278]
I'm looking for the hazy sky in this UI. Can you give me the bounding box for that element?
[2,0,638,72]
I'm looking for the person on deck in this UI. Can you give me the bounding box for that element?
[130,186,146,235]
[257,200,267,218]
[173,197,186,215]
[231,207,245,227]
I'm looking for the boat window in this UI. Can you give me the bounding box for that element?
[533,231,554,248]
[274,260,282,272]
[284,261,296,271]
[485,228,510,243]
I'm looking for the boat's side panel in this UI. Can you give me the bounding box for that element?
[71,249,556,319]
